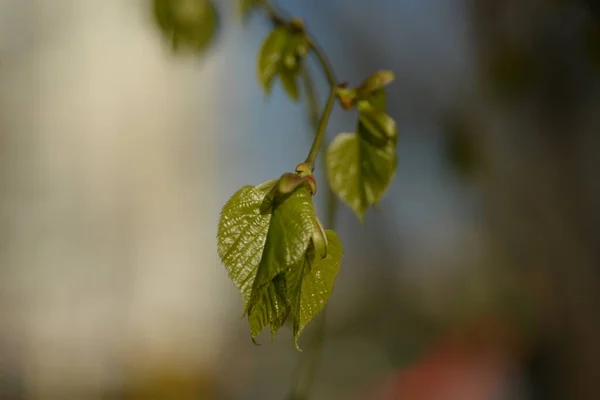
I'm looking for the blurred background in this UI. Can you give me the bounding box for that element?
[1,0,599,399]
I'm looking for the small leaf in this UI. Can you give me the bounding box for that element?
[356,120,389,148]
[257,28,307,100]
[153,0,219,56]
[327,133,397,221]
[258,27,289,94]
[280,69,300,101]
[277,33,305,101]
[358,70,395,94]
[286,230,343,349]
[358,104,398,143]
[359,89,386,111]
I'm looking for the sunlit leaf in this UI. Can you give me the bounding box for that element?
[217,183,275,304]
[218,179,318,341]
[248,275,289,341]
[248,187,315,293]
[245,183,314,342]
[327,133,397,221]
[285,230,342,349]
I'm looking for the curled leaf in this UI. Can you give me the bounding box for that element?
[358,70,395,94]
[358,103,398,143]
[359,88,386,111]
[218,178,317,341]
[285,230,342,350]
[280,69,300,101]
[218,174,343,347]
[311,216,328,260]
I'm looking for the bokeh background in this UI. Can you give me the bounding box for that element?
[1,0,599,399]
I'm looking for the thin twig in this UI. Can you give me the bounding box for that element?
[255,2,342,398]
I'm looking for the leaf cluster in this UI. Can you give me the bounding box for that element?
[149,0,402,349]
[218,172,342,348]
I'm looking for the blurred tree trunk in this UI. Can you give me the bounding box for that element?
[0,1,231,398]
[470,0,600,399]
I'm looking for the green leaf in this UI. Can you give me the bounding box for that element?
[153,0,219,56]
[280,69,299,101]
[358,70,395,94]
[247,274,289,341]
[327,133,397,221]
[358,104,398,143]
[359,89,386,111]
[217,184,275,304]
[249,187,314,293]
[258,27,289,93]
[246,183,314,341]
[257,28,307,101]
[153,0,175,31]
[286,230,343,349]
[356,120,389,148]
[218,180,317,341]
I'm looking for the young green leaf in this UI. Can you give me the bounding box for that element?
[259,28,288,92]
[257,27,307,101]
[244,183,314,342]
[258,27,289,93]
[358,89,387,111]
[248,186,315,293]
[218,178,321,342]
[153,0,219,55]
[247,274,289,341]
[285,230,342,349]
[280,69,300,100]
[326,133,397,221]
[217,183,276,304]
[358,104,398,143]
[358,70,395,94]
